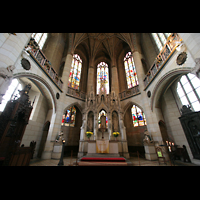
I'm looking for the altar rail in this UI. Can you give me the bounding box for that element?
[119,85,140,101]
[66,87,86,101]
[143,33,182,90]
[24,38,63,92]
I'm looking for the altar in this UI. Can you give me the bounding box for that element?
[87,140,119,154]
[77,89,130,159]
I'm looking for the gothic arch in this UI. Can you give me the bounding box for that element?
[123,101,144,118]
[63,102,83,115]
[151,67,192,111]
[13,72,57,113]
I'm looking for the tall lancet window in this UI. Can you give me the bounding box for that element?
[68,54,82,90]
[124,52,139,89]
[97,62,109,94]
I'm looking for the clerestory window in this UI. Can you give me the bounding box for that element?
[124,52,139,89]
[31,33,48,50]
[97,62,109,94]
[68,54,82,90]
[151,33,171,52]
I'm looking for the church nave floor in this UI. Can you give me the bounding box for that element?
[29,156,195,166]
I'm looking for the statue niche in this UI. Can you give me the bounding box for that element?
[87,111,94,132]
[112,111,119,132]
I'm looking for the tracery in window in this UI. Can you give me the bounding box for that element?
[68,54,82,90]
[177,73,200,112]
[97,62,109,94]
[0,78,22,112]
[61,106,76,127]
[31,33,48,50]
[131,105,147,127]
[124,52,139,89]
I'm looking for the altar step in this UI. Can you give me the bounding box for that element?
[85,153,120,157]
[77,153,132,166]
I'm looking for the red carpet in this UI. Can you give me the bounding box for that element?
[78,156,127,166]
[81,157,126,162]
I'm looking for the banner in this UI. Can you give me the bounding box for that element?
[96,140,109,153]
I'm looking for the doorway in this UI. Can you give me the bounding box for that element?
[37,121,50,158]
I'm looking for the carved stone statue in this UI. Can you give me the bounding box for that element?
[112,111,119,132]
[0,65,15,104]
[100,113,106,128]
[87,111,94,132]
[143,130,154,144]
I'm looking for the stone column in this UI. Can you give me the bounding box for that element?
[41,53,73,159]
[111,65,120,95]
[132,50,146,91]
[87,66,94,94]
[132,50,164,156]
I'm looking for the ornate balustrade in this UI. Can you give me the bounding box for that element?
[24,38,63,91]
[119,85,140,101]
[66,87,86,101]
[143,33,182,90]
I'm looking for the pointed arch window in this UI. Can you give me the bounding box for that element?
[124,52,139,89]
[68,54,82,90]
[31,33,48,50]
[61,106,76,127]
[97,62,109,94]
[131,105,147,127]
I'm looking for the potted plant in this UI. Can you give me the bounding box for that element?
[113,132,120,140]
[86,131,93,140]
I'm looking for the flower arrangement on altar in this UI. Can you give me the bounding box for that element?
[86,131,93,139]
[113,132,120,137]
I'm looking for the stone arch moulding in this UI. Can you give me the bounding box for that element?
[150,67,192,112]
[63,102,83,115]
[13,72,57,113]
[123,101,144,118]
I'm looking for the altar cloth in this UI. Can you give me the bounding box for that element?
[96,140,109,153]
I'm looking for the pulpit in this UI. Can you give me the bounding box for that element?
[0,84,36,166]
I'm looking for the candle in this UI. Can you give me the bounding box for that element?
[166,141,168,145]
[172,143,174,146]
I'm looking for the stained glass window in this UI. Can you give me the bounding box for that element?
[98,110,108,128]
[68,54,82,90]
[131,105,147,127]
[61,106,76,127]
[97,62,109,94]
[124,52,139,89]
[176,73,200,112]
[31,33,48,50]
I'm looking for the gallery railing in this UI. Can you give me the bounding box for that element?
[119,85,140,101]
[66,87,86,101]
[24,38,63,91]
[143,33,182,90]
